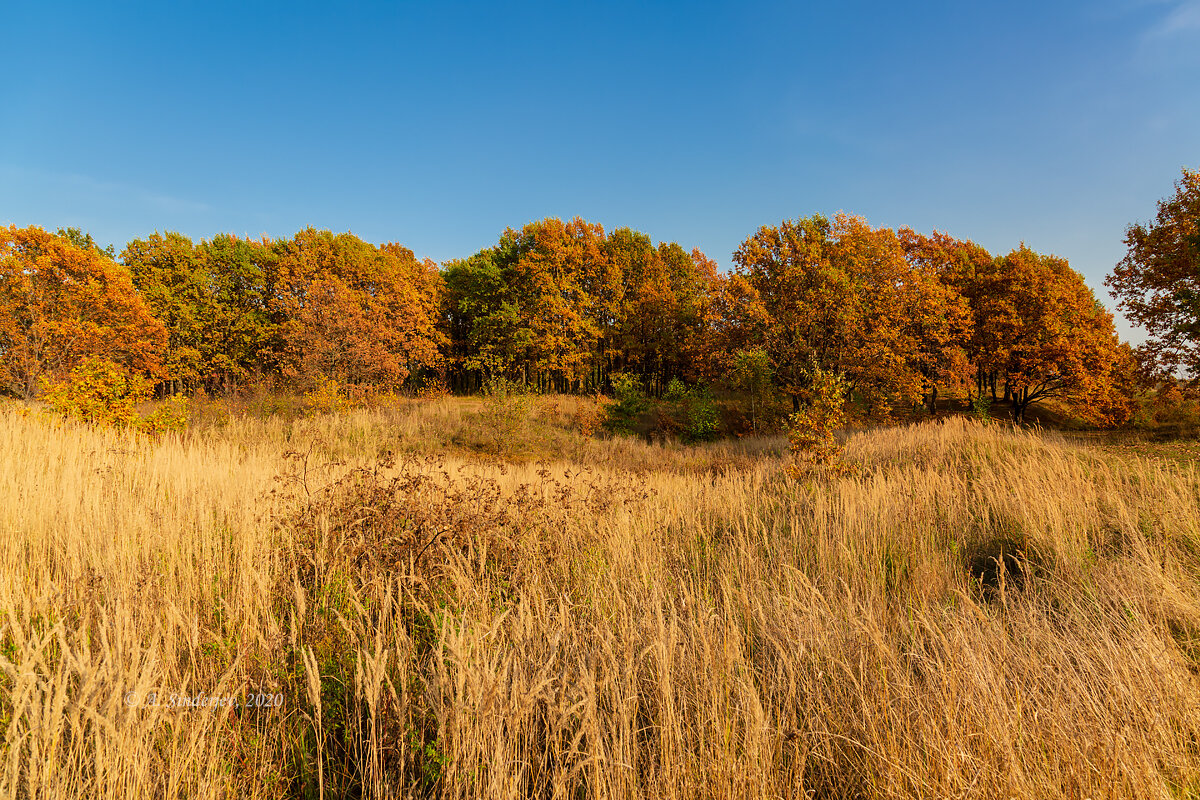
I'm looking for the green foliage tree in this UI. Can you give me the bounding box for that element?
[123,232,275,393]
[442,252,532,387]
[726,347,773,432]
[55,227,116,258]
[122,232,209,389]
[197,234,276,388]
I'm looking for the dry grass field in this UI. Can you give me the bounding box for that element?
[2,397,1199,799]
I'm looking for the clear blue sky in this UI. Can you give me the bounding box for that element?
[2,1,1197,340]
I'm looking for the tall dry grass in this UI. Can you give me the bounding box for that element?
[1,402,1198,798]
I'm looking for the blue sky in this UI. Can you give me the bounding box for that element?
[2,1,1198,340]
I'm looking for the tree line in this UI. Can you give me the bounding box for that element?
[7,170,1197,426]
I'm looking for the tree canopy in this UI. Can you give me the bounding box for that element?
[1107,168,1200,378]
[0,226,166,398]
[0,210,1144,429]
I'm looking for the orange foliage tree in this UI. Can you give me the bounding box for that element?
[502,217,609,390]
[733,214,970,416]
[0,225,166,398]
[612,234,718,393]
[269,228,444,390]
[899,229,991,410]
[443,218,719,394]
[903,230,1133,424]
[1106,167,1200,378]
[691,271,768,383]
[977,246,1131,425]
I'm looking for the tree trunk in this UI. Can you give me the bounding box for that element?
[927,384,938,415]
[1011,387,1028,425]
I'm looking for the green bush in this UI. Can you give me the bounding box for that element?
[680,386,720,443]
[971,394,992,424]
[663,377,688,402]
[603,373,649,436]
[726,348,773,433]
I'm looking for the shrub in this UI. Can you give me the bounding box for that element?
[572,394,607,437]
[663,377,688,402]
[679,386,720,443]
[476,375,531,454]
[1143,384,1200,438]
[786,365,855,477]
[726,348,774,433]
[42,356,153,428]
[415,377,449,400]
[142,394,191,434]
[603,373,649,436]
[304,376,350,416]
[971,393,993,424]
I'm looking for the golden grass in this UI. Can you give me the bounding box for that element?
[1,401,1199,799]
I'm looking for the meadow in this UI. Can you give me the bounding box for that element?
[1,396,1199,799]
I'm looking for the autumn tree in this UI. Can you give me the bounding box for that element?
[733,215,841,411]
[1107,167,1200,378]
[269,228,443,390]
[0,225,166,398]
[122,232,275,393]
[501,217,609,391]
[604,227,655,382]
[444,219,719,395]
[734,214,966,416]
[444,218,610,393]
[974,245,1130,425]
[898,229,984,412]
[612,234,718,393]
[692,271,767,383]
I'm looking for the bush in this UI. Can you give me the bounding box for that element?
[603,373,649,436]
[572,394,607,437]
[1140,384,1200,438]
[42,357,153,428]
[607,376,723,443]
[786,365,855,477]
[679,386,720,443]
[476,375,532,454]
[971,394,993,424]
[142,394,191,434]
[726,348,773,433]
[304,376,351,416]
[663,377,688,403]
